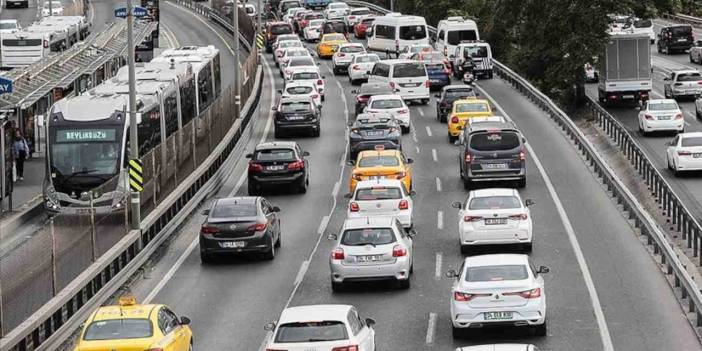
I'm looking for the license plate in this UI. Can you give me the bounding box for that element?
[402,83,420,87]
[694,153,702,158]
[357,254,382,262]
[679,38,688,42]
[288,116,305,120]
[484,218,508,225]
[367,175,383,180]
[484,311,513,320]
[221,241,245,248]
[267,165,285,171]
[483,163,508,170]
[621,95,634,99]
[366,131,384,136]
[659,116,671,120]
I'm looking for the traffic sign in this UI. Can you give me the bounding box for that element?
[0,77,13,95]
[128,159,144,192]
[115,5,148,18]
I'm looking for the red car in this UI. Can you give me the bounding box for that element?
[354,17,374,39]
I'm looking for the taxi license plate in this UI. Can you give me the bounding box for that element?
[221,241,245,248]
[484,218,508,225]
[267,165,285,171]
[483,163,508,170]
[357,255,382,262]
[484,311,512,320]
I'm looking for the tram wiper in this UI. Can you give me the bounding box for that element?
[61,169,100,182]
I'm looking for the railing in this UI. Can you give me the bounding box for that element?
[0,1,263,349]
[661,13,702,27]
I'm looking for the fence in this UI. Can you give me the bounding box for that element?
[661,13,702,27]
[0,1,263,349]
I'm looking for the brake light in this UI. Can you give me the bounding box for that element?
[505,287,542,299]
[389,82,396,89]
[353,173,363,180]
[288,160,305,170]
[331,346,358,351]
[317,79,323,85]
[249,222,267,232]
[392,245,407,257]
[678,150,693,156]
[451,115,459,124]
[352,64,360,70]
[200,225,220,234]
[463,215,482,222]
[43,39,49,48]
[396,171,406,179]
[519,149,526,161]
[464,153,472,163]
[398,199,409,210]
[349,202,360,212]
[356,96,369,103]
[398,109,408,114]
[674,113,684,120]
[644,114,654,120]
[425,80,430,88]
[331,248,345,260]
[338,53,346,57]
[508,213,528,220]
[454,291,488,301]
[248,162,264,172]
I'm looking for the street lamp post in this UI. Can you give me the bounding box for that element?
[126,0,141,230]
[232,0,240,118]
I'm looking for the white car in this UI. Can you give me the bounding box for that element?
[637,99,684,135]
[447,254,549,338]
[41,1,63,16]
[584,63,598,83]
[664,70,702,99]
[344,7,371,29]
[329,217,414,290]
[279,47,312,67]
[289,67,326,100]
[274,40,304,65]
[264,304,377,351]
[281,80,322,107]
[0,20,20,34]
[281,56,318,80]
[364,95,410,133]
[303,19,325,42]
[451,188,533,254]
[282,7,305,24]
[332,43,366,74]
[272,34,300,53]
[667,132,702,175]
[398,43,434,59]
[324,2,349,19]
[347,179,413,228]
[456,345,539,351]
[348,53,380,85]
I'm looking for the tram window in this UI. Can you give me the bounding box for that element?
[138,105,162,156]
[214,54,222,96]
[198,65,214,112]
[164,92,179,137]
[180,79,196,125]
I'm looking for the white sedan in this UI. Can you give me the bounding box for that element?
[279,47,312,67]
[289,67,326,100]
[365,95,410,133]
[347,179,413,228]
[41,1,63,16]
[348,53,380,85]
[280,56,318,80]
[303,19,325,42]
[456,345,540,351]
[637,99,684,135]
[274,40,304,65]
[667,132,702,175]
[447,254,549,338]
[324,2,350,19]
[281,80,322,107]
[264,304,376,351]
[332,43,366,74]
[451,188,533,253]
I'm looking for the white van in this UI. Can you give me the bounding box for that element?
[452,41,493,79]
[625,18,655,44]
[366,14,429,54]
[367,59,430,104]
[435,16,479,59]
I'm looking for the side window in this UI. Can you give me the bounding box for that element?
[158,307,179,334]
[347,309,363,335]
[375,25,395,39]
[395,219,405,238]
[671,72,676,81]
[672,136,679,146]
[437,29,445,43]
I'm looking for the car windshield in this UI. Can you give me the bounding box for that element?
[469,196,521,210]
[271,24,292,35]
[456,103,489,113]
[371,99,403,109]
[648,102,679,111]
[672,26,692,36]
[358,155,399,167]
[255,148,295,161]
[50,127,121,178]
[83,319,153,340]
[329,3,347,9]
[361,85,393,94]
[286,50,308,57]
[399,25,427,40]
[324,22,346,33]
[324,33,346,41]
[445,89,475,99]
[290,58,315,66]
[361,18,375,25]
[464,46,488,58]
[281,101,313,112]
[682,137,702,147]
[677,72,702,81]
[470,131,521,151]
[292,71,319,80]
[355,55,379,63]
[340,46,364,53]
[341,227,395,245]
[356,187,402,200]
[465,265,529,282]
[393,62,425,78]
[212,202,257,217]
[447,29,478,45]
[275,321,348,343]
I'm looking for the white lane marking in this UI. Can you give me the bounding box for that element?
[418,109,425,117]
[434,252,443,280]
[425,125,432,137]
[293,260,310,286]
[412,133,418,142]
[332,181,340,197]
[432,148,438,162]
[87,0,94,24]
[317,215,330,235]
[415,146,420,154]
[475,85,615,351]
[437,210,443,230]
[161,23,178,49]
[435,176,442,192]
[144,51,278,305]
[425,312,437,345]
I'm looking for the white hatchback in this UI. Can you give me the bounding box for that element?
[667,132,702,175]
[281,80,322,107]
[452,188,533,253]
[332,43,366,74]
[281,56,318,80]
[324,2,350,19]
[264,304,376,351]
[289,67,326,100]
[348,54,380,85]
[447,254,549,338]
[279,47,312,67]
[637,99,684,135]
[304,19,325,42]
[274,40,304,65]
[346,179,414,228]
[364,95,410,133]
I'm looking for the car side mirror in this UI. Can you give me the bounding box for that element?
[272,206,281,212]
[245,153,253,158]
[406,158,414,164]
[303,151,310,156]
[346,160,355,166]
[525,199,535,207]
[537,266,550,274]
[410,190,416,196]
[522,136,526,143]
[327,233,338,240]
[365,318,376,327]
[201,209,210,216]
[264,322,276,331]
[179,316,191,325]
[451,201,462,209]
[445,269,458,278]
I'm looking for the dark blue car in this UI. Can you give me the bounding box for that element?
[424,61,451,90]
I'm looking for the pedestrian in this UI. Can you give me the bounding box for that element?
[12,131,29,181]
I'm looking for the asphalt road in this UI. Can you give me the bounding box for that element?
[119,28,702,351]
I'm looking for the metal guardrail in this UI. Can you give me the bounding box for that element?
[172,0,254,52]
[661,13,702,27]
[0,1,263,349]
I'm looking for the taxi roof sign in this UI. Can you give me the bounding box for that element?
[118,295,137,306]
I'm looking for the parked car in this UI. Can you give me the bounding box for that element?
[246,141,310,194]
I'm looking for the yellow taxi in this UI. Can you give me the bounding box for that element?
[447,98,493,143]
[74,296,193,351]
[317,33,348,58]
[350,148,413,193]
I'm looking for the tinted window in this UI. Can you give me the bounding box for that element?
[445,89,475,99]
[399,25,427,40]
[469,131,521,151]
[393,62,425,78]
[292,71,319,80]
[212,202,257,217]
[425,63,445,71]
[280,41,303,48]
[361,18,374,25]
[677,72,702,81]
[271,24,293,35]
[447,29,477,45]
[305,13,323,20]
[341,228,395,245]
[309,19,324,26]
[275,322,348,343]
[648,102,679,111]
[255,148,295,161]
[358,155,399,167]
[324,33,346,41]
[456,103,489,113]
[682,137,702,147]
[371,99,403,109]
[83,319,153,340]
[634,19,652,28]
[351,9,370,15]
[323,22,346,34]
[374,24,395,39]
[370,63,390,77]
[672,26,692,36]
[286,86,314,94]
[465,265,529,282]
[289,58,315,66]
[361,83,392,94]
[281,101,313,112]
[469,196,521,210]
[356,187,402,200]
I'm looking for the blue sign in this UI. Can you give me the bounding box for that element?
[114,6,148,18]
[0,77,12,95]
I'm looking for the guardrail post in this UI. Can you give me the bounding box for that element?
[50,217,58,296]
[90,191,98,261]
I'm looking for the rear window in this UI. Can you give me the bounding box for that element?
[305,13,323,20]
[648,102,679,111]
[682,137,702,147]
[280,41,303,48]
[355,187,402,200]
[399,25,427,40]
[464,46,488,58]
[275,321,348,343]
[456,103,489,113]
[358,155,399,167]
[271,24,293,35]
[324,33,346,41]
[340,45,364,53]
[212,202,257,217]
[393,62,425,78]
[341,228,395,245]
[672,26,692,36]
[309,19,324,26]
[286,86,314,94]
[355,55,379,63]
[469,196,521,210]
[469,131,521,151]
[465,265,529,282]
[446,29,477,45]
[361,18,375,24]
[292,71,319,80]
[255,148,295,161]
[361,84,393,94]
[677,72,702,81]
[351,9,370,15]
[371,99,403,109]
[83,319,153,340]
[286,50,308,57]
[289,58,315,66]
[426,63,445,70]
[445,89,475,99]
[419,52,445,61]
[634,19,652,28]
[323,22,346,33]
[281,101,313,112]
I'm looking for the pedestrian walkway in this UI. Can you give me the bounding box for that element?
[10,152,45,211]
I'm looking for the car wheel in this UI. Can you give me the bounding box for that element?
[460,244,470,255]
[668,156,673,170]
[401,125,409,134]
[452,326,464,339]
[297,177,308,193]
[421,99,429,105]
[333,66,339,75]
[697,109,702,119]
[331,280,344,292]
[248,181,257,196]
[321,95,325,102]
[200,250,213,264]
[448,132,457,143]
[534,320,547,337]
[516,177,526,188]
[673,161,680,176]
[275,229,281,248]
[263,238,276,260]
[523,242,532,253]
[398,277,410,289]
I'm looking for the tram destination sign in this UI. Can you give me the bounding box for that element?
[56,129,117,142]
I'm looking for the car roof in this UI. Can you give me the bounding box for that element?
[443,85,474,91]
[465,254,529,267]
[360,83,394,93]
[456,98,489,105]
[215,196,258,207]
[469,122,519,133]
[648,98,678,104]
[280,95,314,103]
[290,67,320,73]
[343,216,397,229]
[379,58,420,65]
[470,188,518,198]
[680,132,702,138]
[91,304,160,322]
[355,112,395,121]
[340,42,365,47]
[457,344,533,351]
[279,305,353,324]
[285,80,315,87]
[674,69,700,75]
[355,179,405,188]
[369,94,402,100]
[256,141,298,150]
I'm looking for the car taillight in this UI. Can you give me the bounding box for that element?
[392,245,407,257]
[396,171,406,179]
[451,115,459,124]
[398,109,408,114]
[508,213,528,220]
[519,149,526,161]
[394,39,399,48]
[288,160,305,170]
[698,81,702,85]
[389,82,396,89]
[464,152,472,163]
[679,150,693,156]
[249,222,267,232]
[43,39,49,48]
[311,93,319,99]
[201,225,220,234]
[302,19,308,26]
[675,113,684,120]
[285,69,292,75]
[505,287,542,299]
[454,291,488,301]
[349,202,360,212]
[331,248,345,260]
[249,162,263,172]
[317,79,323,85]
[398,199,409,210]
[338,52,346,57]
[425,80,430,88]
[463,215,482,222]
[357,95,368,103]
[644,114,654,120]
[331,346,358,351]
[352,64,360,70]
[353,173,362,180]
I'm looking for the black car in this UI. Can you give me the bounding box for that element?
[272,96,321,137]
[348,113,402,160]
[247,141,310,194]
[435,85,478,123]
[459,121,526,189]
[199,196,282,262]
[351,82,396,116]
[658,25,694,54]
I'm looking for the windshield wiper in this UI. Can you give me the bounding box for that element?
[60,169,109,183]
[306,338,337,342]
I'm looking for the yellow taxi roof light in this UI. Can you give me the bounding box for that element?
[118,296,137,306]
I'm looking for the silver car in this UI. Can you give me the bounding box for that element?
[664,70,702,99]
[329,217,414,291]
